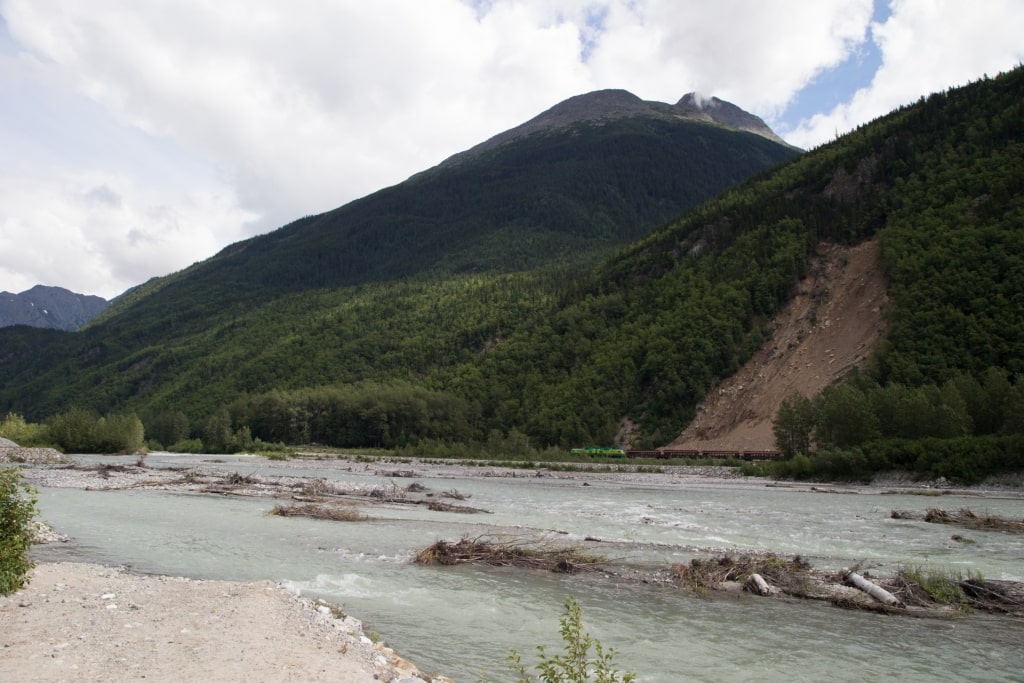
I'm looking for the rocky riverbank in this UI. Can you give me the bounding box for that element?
[0,435,68,466]
[2,446,457,682]
[0,561,447,683]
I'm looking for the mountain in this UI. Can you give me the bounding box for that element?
[80,91,799,345]
[5,68,1022,462]
[436,89,790,169]
[0,286,108,331]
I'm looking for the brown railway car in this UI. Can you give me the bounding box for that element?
[625,449,781,461]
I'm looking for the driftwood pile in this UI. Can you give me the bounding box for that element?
[672,554,812,596]
[412,537,1024,618]
[269,503,368,521]
[426,500,491,514]
[414,536,603,574]
[891,507,1024,532]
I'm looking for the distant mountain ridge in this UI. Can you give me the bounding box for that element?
[437,89,790,169]
[0,285,108,331]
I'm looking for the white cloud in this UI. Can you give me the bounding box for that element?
[587,0,874,114]
[0,169,254,299]
[1,0,1021,297]
[783,0,1024,148]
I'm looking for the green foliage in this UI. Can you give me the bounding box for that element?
[47,408,145,454]
[815,384,881,449]
[773,393,814,457]
[144,411,190,449]
[0,413,49,446]
[767,434,1024,485]
[168,438,203,453]
[231,382,473,449]
[900,566,971,607]
[507,597,636,683]
[0,467,38,595]
[768,367,1024,482]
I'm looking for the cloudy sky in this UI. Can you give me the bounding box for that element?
[1,0,1022,299]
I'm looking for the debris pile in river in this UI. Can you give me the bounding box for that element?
[425,500,491,514]
[890,507,1024,532]
[414,540,1024,618]
[672,553,814,596]
[414,536,604,573]
[269,503,369,521]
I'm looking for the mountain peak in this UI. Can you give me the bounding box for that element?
[438,88,789,169]
[674,93,785,143]
[0,285,108,331]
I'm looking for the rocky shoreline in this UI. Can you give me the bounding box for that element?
[1,561,446,683]
[1,445,458,682]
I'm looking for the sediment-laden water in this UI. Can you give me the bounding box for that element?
[29,454,1024,682]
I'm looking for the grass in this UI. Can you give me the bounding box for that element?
[895,566,971,608]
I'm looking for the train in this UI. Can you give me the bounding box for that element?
[571,447,782,461]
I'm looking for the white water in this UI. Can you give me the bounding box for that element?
[30,455,1024,682]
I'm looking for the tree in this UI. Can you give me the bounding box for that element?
[145,411,190,448]
[815,384,879,449]
[93,413,145,453]
[202,408,234,453]
[48,407,98,453]
[773,393,815,457]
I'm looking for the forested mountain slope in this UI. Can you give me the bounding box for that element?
[0,92,797,421]
[432,67,1024,448]
[1,67,1021,460]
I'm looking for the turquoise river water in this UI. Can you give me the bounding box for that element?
[27,454,1024,682]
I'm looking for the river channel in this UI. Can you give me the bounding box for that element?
[28,454,1024,682]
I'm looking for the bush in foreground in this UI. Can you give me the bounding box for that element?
[0,467,38,595]
[506,597,635,683]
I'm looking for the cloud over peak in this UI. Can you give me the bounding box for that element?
[1,1,1021,298]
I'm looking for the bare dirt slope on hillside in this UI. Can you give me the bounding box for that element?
[668,240,888,452]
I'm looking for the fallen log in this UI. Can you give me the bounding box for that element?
[844,570,903,607]
[744,573,771,596]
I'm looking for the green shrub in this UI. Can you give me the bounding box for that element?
[0,467,38,595]
[169,438,204,453]
[507,597,635,683]
[0,413,50,447]
[47,408,145,453]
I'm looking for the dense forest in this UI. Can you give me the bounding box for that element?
[2,67,1023,480]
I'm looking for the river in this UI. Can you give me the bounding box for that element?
[28,454,1024,682]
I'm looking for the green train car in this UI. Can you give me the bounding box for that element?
[570,446,626,458]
